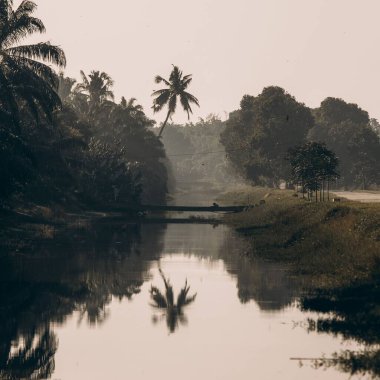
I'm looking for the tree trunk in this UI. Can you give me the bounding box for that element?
[158,110,171,138]
[322,181,325,202]
[327,180,330,201]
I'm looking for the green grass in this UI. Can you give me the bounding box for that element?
[218,186,380,289]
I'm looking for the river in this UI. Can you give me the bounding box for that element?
[0,187,375,379]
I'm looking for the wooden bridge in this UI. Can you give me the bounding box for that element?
[141,204,245,213]
[106,204,247,213]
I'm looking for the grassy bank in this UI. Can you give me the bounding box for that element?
[218,186,380,289]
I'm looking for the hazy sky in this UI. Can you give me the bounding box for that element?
[26,0,380,124]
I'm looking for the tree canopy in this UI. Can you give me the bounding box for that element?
[221,86,314,186]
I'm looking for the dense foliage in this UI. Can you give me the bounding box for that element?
[0,0,168,208]
[221,87,314,186]
[309,98,380,188]
[221,88,380,189]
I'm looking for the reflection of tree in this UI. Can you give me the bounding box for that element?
[0,221,166,378]
[218,230,298,311]
[150,269,196,333]
[300,279,380,378]
[0,328,57,380]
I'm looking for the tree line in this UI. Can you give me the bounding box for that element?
[0,0,173,208]
[221,87,380,190]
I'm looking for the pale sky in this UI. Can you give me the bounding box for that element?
[25,0,380,124]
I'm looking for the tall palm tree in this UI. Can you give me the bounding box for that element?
[152,65,199,137]
[0,0,66,132]
[75,70,114,117]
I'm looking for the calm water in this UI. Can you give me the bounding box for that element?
[0,219,372,380]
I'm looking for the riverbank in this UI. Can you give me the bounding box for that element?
[218,186,380,290]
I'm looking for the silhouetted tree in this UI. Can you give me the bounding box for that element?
[152,65,199,137]
[287,142,339,201]
[0,0,66,132]
[75,70,114,119]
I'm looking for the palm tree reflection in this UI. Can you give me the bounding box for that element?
[150,269,197,333]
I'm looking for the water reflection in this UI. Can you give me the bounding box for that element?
[0,328,57,380]
[300,278,380,378]
[0,219,376,379]
[0,220,166,378]
[150,269,196,333]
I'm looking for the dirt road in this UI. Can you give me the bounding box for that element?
[332,191,380,203]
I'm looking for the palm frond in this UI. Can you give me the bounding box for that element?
[179,94,192,118]
[14,0,37,16]
[182,91,199,107]
[9,56,58,87]
[0,0,12,26]
[6,42,66,67]
[152,89,170,112]
[79,70,90,87]
[182,74,193,88]
[154,75,170,86]
[1,15,45,47]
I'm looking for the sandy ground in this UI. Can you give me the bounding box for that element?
[333,191,380,203]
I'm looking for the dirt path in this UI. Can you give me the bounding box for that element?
[332,191,380,203]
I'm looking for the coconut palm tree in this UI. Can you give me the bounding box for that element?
[75,70,114,118]
[0,0,66,132]
[152,65,199,137]
[150,269,197,333]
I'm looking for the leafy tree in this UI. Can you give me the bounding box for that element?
[152,65,199,137]
[309,98,380,188]
[0,0,66,132]
[287,142,339,201]
[76,139,142,205]
[221,87,314,186]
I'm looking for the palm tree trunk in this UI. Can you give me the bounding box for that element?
[158,111,171,137]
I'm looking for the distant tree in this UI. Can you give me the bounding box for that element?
[58,73,76,102]
[0,0,66,132]
[221,87,314,186]
[152,65,199,137]
[287,142,339,201]
[75,70,114,118]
